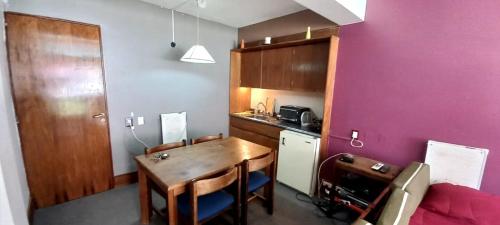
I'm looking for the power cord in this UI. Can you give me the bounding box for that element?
[317,153,348,197]
[294,193,331,219]
[331,135,364,148]
[129,126,150,149]
[295,192,313,203]
[350,138,364,148]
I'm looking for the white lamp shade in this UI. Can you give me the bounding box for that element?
[180,45,216,63]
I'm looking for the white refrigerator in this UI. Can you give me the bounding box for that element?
[277,130,321,196]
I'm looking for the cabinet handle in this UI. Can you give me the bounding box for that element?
[282,137,286,146]
[305,141,311,144]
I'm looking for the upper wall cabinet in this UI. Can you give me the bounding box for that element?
[239,41,330,92]
[261,47,293,90]
[290,42,330,92]
[240,51,262,87]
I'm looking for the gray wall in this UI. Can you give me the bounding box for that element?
[8,0,237,175]
[0,1,30,224]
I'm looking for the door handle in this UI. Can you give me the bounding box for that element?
[92,113,105,118]
[281,137,286,146]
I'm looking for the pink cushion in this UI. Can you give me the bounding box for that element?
[410,207,473,225]
[410,183,500,225]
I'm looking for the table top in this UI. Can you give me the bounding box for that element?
[135,137,272,192]
[335,155,401,183]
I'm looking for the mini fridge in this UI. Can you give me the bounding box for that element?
[277,130,321,196]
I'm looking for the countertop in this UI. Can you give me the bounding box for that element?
[230,113,322,138]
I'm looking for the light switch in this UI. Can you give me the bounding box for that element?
[137,116,145,125]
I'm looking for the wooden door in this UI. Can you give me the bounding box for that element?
[5,13,114,208]
[261,47,293,90]
[291,42,330,92]
[240,51,262,88]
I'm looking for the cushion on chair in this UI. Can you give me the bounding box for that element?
[178,190,234,221]
[410,207,473,225]
[409,183,500,225]
[248,171,271,193]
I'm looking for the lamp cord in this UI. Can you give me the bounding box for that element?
[196,1,199,44]
[171,9,175,43]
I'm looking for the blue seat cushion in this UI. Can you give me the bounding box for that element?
[177,190,234,221]
[248,171,271,193]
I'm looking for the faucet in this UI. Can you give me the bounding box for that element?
[255,97,269,115]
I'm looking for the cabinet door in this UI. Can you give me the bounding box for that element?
[291,42,330,92]
[261,47,293,90]
[240,51,262,88]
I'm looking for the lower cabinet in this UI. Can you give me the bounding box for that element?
[229,116,282,150]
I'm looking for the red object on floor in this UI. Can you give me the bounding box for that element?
[410,183,500,225]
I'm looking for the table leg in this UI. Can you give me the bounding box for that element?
[167,189,178,225]
[138,165,152,224]
[263,166,271,208]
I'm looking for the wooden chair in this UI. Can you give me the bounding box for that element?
[143,140,186,216]
[191,133,223,145]
[241,151,277,225]
[177,167,241,225]
[144,140,187,155]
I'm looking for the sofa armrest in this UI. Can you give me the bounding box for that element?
[352,219,373,225]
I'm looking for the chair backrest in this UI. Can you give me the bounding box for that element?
[247,152,275,172]
[188,167,239,223]
[191,133,223,145]
[377,162,430,225]
[192,167,238,196]
[144,140,187,155]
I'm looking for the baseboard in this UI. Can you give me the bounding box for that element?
[114,171,138,187]
[27,196,35,224]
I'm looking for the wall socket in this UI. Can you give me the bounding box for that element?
[321,179,333,189]
[321,179,333,198]
[125,117,133,127]
[351,130,359,139]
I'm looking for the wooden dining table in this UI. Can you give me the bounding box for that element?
[134,137,273,225]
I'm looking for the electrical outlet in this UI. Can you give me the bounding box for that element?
[125,117,133,127]
[320,179,333,198]
[321,179,333,189]
[351,130,359,139]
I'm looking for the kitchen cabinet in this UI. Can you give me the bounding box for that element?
[261,47,293,90]
[290,42,330,92]
[230,32,340,172]
[229,116,282,150]
[240,50,262,87]
[239,41,329,92]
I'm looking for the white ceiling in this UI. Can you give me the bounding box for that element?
[140,0,306,28]
[295,0,366,25]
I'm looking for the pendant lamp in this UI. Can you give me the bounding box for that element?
[180,0,215,63]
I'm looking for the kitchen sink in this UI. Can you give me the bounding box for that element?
[240,114,277,122]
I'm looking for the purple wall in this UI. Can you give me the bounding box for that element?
[329,0,500,194]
